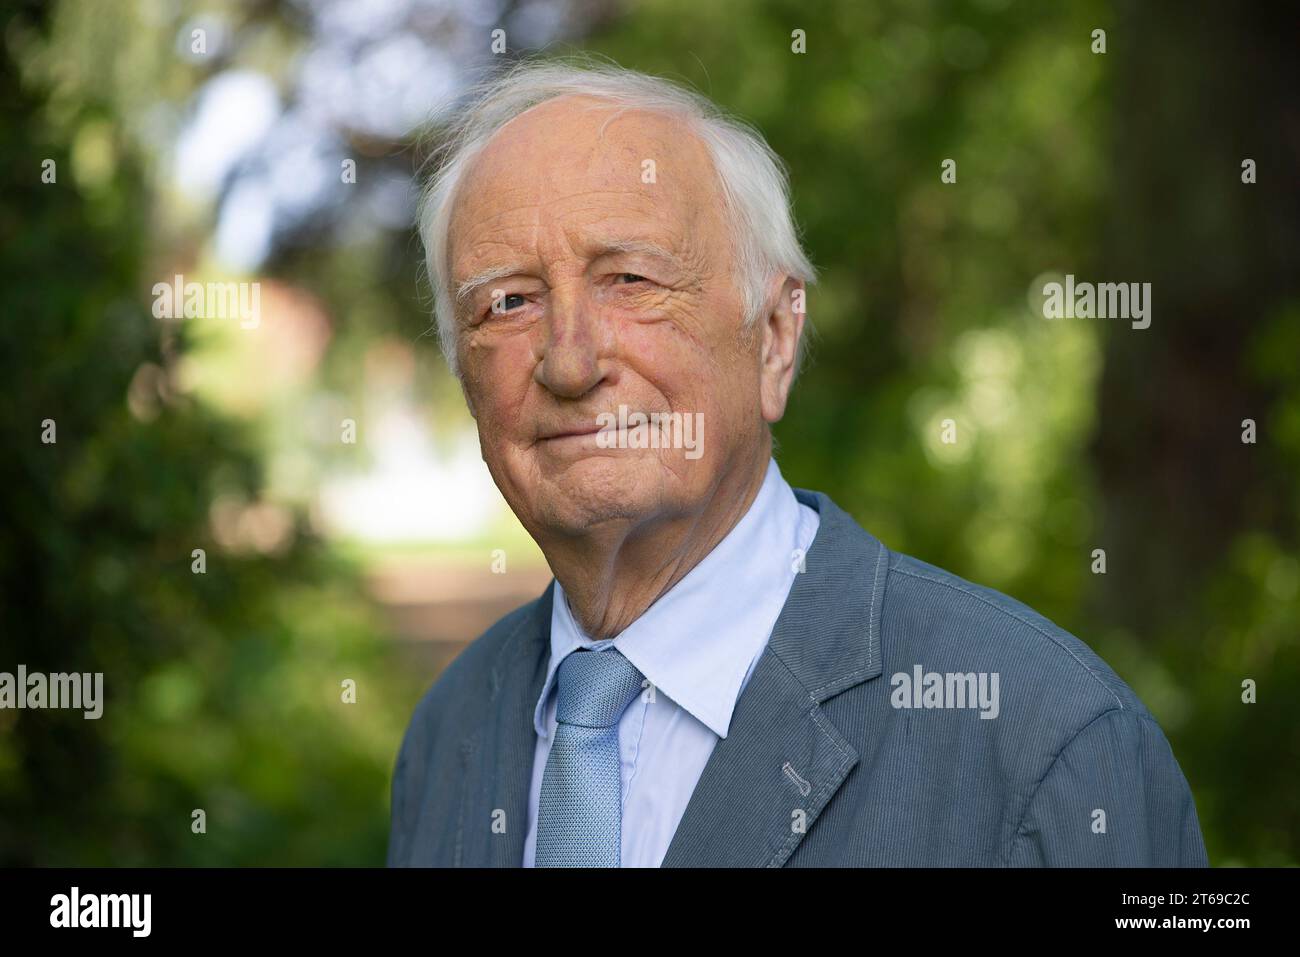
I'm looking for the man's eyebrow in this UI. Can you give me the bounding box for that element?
[454,263,525,307]
[593,238,680,263]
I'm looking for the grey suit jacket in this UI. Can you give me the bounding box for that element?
[387,487,1209,867]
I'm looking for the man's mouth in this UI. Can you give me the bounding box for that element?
[538,423,606,441]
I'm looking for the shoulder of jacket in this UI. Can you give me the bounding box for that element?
[883,550,1149,719]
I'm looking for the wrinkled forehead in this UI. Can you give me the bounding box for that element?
[448,95,724,260]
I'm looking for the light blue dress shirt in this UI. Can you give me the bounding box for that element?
[521,457,821,867]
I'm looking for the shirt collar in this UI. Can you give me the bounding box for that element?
[533,457,807,740]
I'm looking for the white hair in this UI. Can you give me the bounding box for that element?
[417,55,817,378]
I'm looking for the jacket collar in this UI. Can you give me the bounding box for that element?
[766,488,887,700]
[660,487,889,866]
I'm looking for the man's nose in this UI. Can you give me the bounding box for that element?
[534,287,608,398]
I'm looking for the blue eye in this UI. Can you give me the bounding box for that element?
[489,293,527,316]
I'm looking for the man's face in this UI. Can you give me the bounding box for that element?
[446,95,773,538]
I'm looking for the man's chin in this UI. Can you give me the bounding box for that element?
[529,454,676,532]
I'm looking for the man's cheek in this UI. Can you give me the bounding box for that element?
[624,337,707,389]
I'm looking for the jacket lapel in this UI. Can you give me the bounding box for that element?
[661,489,889,867]
[456,582,553,867]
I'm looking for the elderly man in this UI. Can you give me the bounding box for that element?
[387,59,1208,868]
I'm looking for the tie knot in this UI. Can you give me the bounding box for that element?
[554,648,645,729]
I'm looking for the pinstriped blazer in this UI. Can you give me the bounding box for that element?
[387,488,1209,867]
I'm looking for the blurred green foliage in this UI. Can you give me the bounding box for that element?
[0,0,423,865]
[1,0,1296,866]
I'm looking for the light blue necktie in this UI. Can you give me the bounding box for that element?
[535,647,645,867]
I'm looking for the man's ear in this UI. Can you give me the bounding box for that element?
[759,275,805,424]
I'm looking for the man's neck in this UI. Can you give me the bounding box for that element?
[540,451,771,641]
